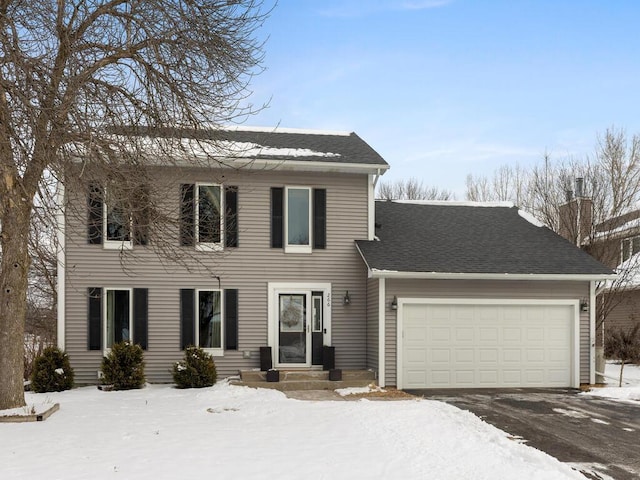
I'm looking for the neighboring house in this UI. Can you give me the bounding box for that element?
[587,208,640,337]
[57,127,614,389]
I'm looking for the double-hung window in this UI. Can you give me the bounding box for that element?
[105,289,132,349]
[87,287,148,352]
[180,288,239,355]
[104,190,132,249]
[196,290,222,350]
[196,184,222,250]
[271,187,326,252]
[285,187,312,253]
[621,236,640,262]
[180,184,238,249]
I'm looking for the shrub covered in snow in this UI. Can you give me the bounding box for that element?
[172,346,217,388]
[30,346,74,393]
[100,342,145,390]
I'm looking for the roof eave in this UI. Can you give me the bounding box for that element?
[368,270,618,281]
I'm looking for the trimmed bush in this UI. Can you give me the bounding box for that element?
[173,346,217,388]
[101,342,146,390]
[30,346,74,393]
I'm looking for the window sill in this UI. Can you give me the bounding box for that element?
[103,241,133,250]
[196,243,223,253]
[284,244,312,254]
[203,348,224,357]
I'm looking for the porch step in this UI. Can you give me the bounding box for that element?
[232,369,376,392]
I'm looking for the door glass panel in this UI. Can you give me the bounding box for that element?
[279,294,306,364]
[312,296,322,332]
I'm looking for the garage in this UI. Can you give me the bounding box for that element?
[399,300,578,389]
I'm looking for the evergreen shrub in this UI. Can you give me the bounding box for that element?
[100,341,146,390]
[173,346,217,388]
[30,346,75,393]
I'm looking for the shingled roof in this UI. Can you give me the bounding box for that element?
[113,125,389,167]
[356,201,614,277]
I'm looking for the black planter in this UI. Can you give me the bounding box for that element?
[329,369,342,381]
[322,345,335,370]
[266,369,279,382]
[260,346,273,372]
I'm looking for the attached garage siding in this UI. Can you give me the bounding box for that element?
[383,278,591,387]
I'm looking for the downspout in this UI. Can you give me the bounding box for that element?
[368,169,382,241]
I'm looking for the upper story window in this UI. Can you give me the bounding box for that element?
[88,184,147,249]
[196,184,222,248]
[180,184,238,249]
[286,187,311,253]
[271,187,326,253]
[621,236,640,262]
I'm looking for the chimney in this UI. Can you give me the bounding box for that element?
[558,177,592,246]
[575,177,584,198]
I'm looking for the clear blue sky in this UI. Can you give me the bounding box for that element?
[243,0,640,196]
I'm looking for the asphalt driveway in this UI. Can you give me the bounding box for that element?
[407,388,640,480]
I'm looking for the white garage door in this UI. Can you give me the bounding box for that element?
[401,302,576,389]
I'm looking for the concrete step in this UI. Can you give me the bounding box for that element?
[233,369,376,392]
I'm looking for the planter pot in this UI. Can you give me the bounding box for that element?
[329,369,342,381]
[266,369,279,382]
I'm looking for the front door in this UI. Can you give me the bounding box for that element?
[278,293,311,366]
[270,283,331,369]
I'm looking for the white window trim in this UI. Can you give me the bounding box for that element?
[195,183,224,252]
[284,186,312,254]
[103,287,133,354]
[195,288,224,357]
[267,282,332,369]
[102,191,133,250]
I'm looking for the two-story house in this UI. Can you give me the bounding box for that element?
[58,127,614,389]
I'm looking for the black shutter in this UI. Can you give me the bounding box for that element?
[88,287,102,350]
[180,289,195,349]
[271,187,283,248]
[313,188,326,249]
[225,186,238,247]
[180,184,195,246]
[224,289,238,350]
[133,288,148,350]
[133,186,149,246]
[87,184,103,244]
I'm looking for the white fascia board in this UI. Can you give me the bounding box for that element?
[369,270,618,282]
[229,158,390,175]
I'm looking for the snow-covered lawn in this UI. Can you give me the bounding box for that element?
[582,361,640,403]
[0,383,584,480]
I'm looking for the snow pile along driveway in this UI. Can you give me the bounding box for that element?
[582,361,640,403]
[1,383,584,480]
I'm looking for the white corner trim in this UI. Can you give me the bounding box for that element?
[56,182,66,350]
[378,278,386,388]
[589,280,596,385]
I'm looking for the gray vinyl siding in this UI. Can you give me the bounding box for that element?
[383,278,591,387]
[366,278,379,372]
[64,168,370,384]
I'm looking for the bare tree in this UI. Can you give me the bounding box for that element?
[0,1,269,409]
[377,177,454,200]
[464,128,640,335]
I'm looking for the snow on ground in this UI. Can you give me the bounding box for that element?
[335,384,385,396]
[582,361,640,403]
[0,384,584,480]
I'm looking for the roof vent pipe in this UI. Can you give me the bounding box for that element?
[575,177,584,198]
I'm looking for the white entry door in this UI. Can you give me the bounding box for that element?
[400,300,577,389]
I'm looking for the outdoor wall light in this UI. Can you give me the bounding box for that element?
[343,291,351,305]
[391,296,398,310]
[580,299,589,312]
